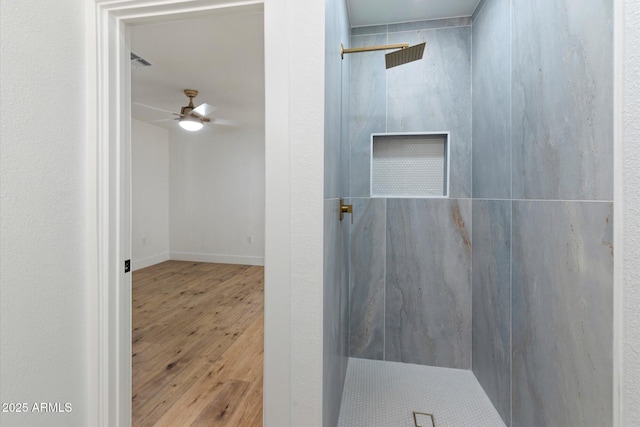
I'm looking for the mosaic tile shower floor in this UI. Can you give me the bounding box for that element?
[338,358,506,427]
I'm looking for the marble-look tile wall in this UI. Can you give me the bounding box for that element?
[472,0,510,199]
[470,0,614,426]
[511,0,613,201]
[348,19,474,372]
[386,199,472,369]
[471,199,511,423]
[325,1,349,200]
[470,0,513,424]
[511,201,613,426]
[348,2,613,424]
[349,197,473,369]
[350,19,472,198]
[349,33,386,198]
[349,198,385,360]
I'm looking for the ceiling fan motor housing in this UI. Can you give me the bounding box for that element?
[184,89,198,99]
[180,105,194,115]
[181,89,199,115]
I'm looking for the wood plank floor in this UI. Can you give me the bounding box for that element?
[132,261,263,427]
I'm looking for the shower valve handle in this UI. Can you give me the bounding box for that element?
[339,198,353,224]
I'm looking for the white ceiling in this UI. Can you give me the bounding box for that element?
[130,8,264,130]
[130,1,481,131]
[347,0,482,27]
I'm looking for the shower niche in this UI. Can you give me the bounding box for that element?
[370,132,449,198]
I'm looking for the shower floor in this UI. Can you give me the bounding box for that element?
[338,358,506,427]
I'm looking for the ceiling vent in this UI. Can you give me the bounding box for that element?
[131,52,151,67]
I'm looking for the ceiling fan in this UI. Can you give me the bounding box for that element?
[133,89,237,131]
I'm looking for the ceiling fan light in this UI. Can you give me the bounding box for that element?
[179,116,204,131]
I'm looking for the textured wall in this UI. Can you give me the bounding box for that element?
[323,0,351,426]
[622,0,640,422]
[0,0,89,426]
[287,0,326,422]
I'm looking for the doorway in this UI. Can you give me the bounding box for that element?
[128,10,265,425]
[88,1,294,426]
[90,0,325,425]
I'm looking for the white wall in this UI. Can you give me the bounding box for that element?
[131,119,170,270]
[287,0,326,424]
[0,1,88,426]
[130,121,265,269]
[263,0,293,423]
[168,125,265,265]
[622,0,640,422]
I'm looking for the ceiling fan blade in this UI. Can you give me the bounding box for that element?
[211,118,239,126]
[132,101,176,115]
[192,102,217,117]
[146,118,176,123]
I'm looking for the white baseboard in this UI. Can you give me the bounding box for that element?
[169,252,265,266]
[132,252,170,271]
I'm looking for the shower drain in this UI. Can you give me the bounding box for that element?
[412,411,435,427]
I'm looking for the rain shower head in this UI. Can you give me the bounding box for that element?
[341,42,426,69]
[385,42,426,69]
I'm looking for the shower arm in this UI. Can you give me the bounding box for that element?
[341,43,409,59]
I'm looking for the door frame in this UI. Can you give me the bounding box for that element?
[86,1,310,425]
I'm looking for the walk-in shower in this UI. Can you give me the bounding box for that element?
[329,0,614,424]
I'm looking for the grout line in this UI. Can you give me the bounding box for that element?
[383,198,387,361]
[509,0,513,207]
[346,196,613,203]
[474,198,613,203]
[350,23,474,38]
[509,2,513,424]
[385,29,389,135]
[470,16,474,202]
[509,201,513,427]
[387,25,473,34]
[469,6,474,372]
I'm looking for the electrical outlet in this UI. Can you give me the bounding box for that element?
[124,259,131,273]
[142,237,147,246]
[247,236,253,244]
